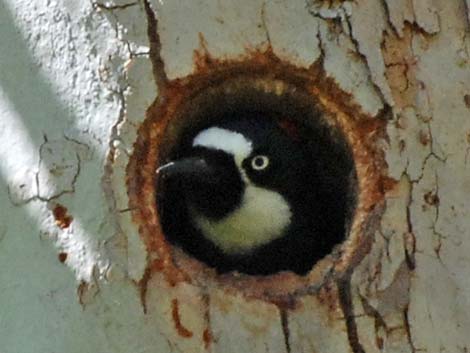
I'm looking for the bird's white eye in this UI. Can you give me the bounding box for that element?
[251,155,270,171]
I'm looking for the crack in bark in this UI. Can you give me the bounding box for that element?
[403,173,417,270]
[343,10,390,107]
[11,169,76,205]
[307,1,391,109]
[143,0,169,90]
[164,336,185,353]
[426,123,447,163]
[202,291,213,350]
[77,265,101,308]
[402,120,447,267]
[95,0,144,289]
[410,0,441,35]
[279,308,291,353]
[8,136,86,207]
[125,41,150,59]
[315,22,326,64]
[426,173,449,267]
[465,146,470,167]
[403,305,418,353]
[101,86,131,294]
[93,1,148,58]
[6,186,36,207]
[378,227,392,261]
[380,0,401,38]
[260,1,272,48]
[465,0,470,31]
[118,207,137,213]
[103,87,128,212]
[171,298,194,338]
[406,144,446,185]
[337,278,366,353]
[358,294,387,350]
[359,259,417,352]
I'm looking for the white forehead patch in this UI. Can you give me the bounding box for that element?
[193,127,252,166]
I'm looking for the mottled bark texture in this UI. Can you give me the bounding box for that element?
[0,0,469,352]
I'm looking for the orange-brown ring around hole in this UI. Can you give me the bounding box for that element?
[126,54,390,304]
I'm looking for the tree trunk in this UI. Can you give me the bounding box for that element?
[1,0,469,352]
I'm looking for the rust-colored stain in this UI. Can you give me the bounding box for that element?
[202,328,212,349]
[58,252,68,263]
[464,94,470,109]
[137,258,178,313]
[317,280,340,313]
[127,28,390,302]
[382,25,419,110]
[419,130,430,146]
[377,336,384,350]
[137,262,153,314]
[171,298,194,338]
[150,258,166,272]
[52,204,73,229]
[269,295,299,311]
[424,191,440,206]
[381,176,399,195]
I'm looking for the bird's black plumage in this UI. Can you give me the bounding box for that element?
[157,112,354,275]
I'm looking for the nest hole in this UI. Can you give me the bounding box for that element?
[156,77,357,276]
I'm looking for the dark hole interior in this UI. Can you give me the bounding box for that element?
[156,79,357,276]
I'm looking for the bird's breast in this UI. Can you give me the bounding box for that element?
[190,185,292,254]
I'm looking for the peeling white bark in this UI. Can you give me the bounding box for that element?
[1,0,470,352]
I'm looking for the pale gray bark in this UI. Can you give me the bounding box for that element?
[1,0,469,352]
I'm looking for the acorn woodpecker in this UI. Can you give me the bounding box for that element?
[156,113,353,275]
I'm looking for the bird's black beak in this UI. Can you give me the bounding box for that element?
[156,157,218,184]
[157,152,243,220]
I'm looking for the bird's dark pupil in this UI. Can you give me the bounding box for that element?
[254,157,264,167]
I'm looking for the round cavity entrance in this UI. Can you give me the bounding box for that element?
[155,77,357,276]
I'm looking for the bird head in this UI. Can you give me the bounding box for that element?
[157,117,308,255]
[156,114,351,275]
